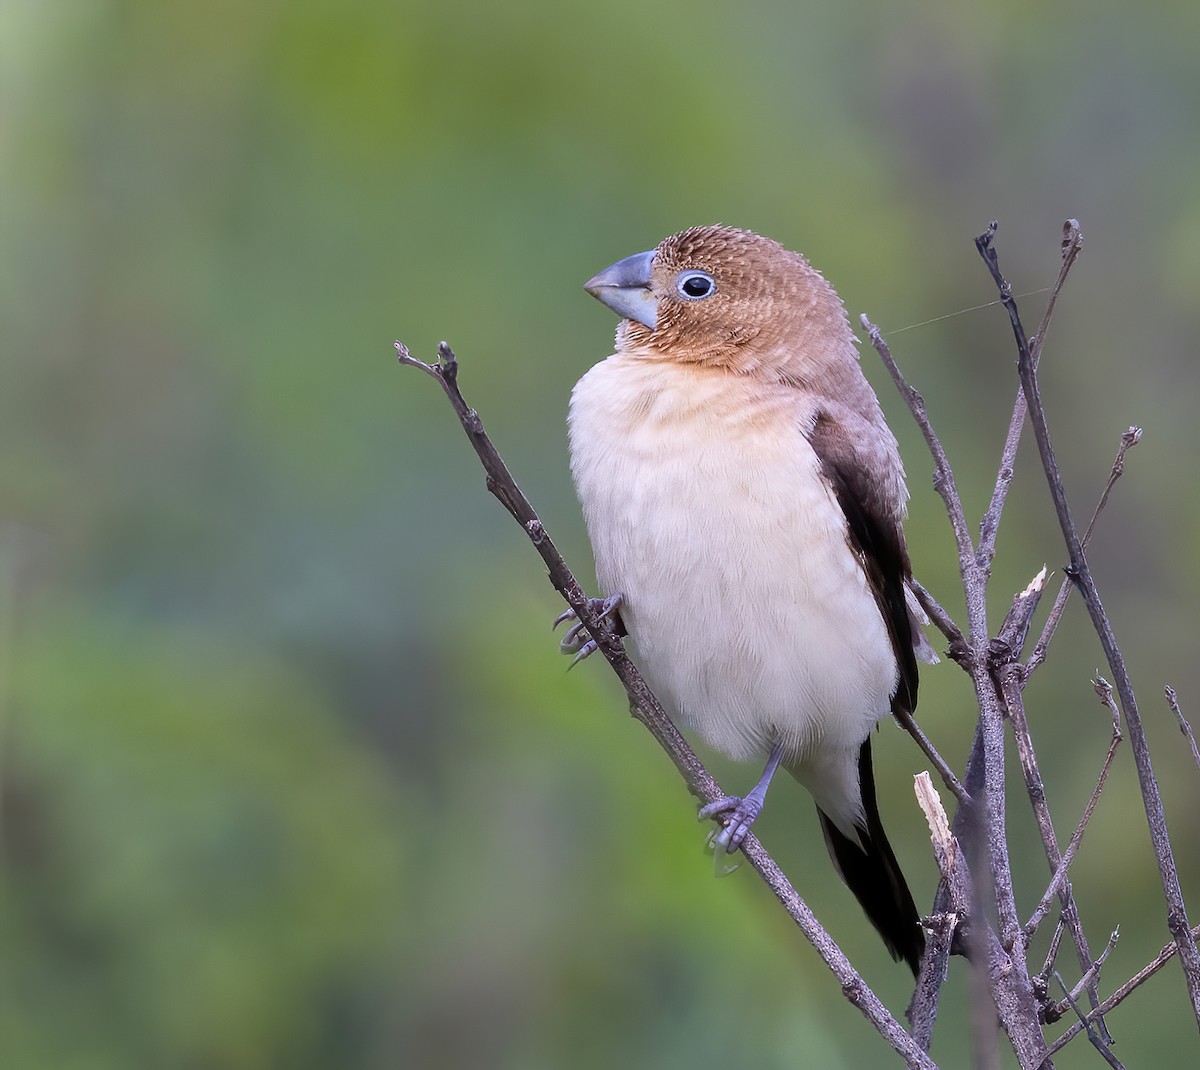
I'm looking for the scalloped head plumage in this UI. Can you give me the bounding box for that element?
[616,225,857,378]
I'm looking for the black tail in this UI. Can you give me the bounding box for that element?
[816,739,924,975]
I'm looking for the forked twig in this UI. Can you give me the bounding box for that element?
[1054,928,1120,1017]
[1045,925,1200,1057]
[977,220,1085,577]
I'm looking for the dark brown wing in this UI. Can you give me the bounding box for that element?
[807,409,918,716]
[808,408,925,972]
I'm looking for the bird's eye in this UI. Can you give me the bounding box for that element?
[676,270,716,301]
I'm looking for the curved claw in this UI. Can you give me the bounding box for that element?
[552,593,625,657]
[594,592,624,621]
[566,640,597,669]
[558,619,589,654]
[703,828,744,875]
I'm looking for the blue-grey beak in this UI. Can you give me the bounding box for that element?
[584,249,657,330]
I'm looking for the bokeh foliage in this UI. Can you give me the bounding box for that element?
[3,1,1199,1066]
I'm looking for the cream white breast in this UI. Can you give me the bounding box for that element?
[569,354,898,832]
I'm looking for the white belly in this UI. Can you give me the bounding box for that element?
[569,356,898,775]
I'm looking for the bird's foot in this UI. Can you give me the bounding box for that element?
[552,593,624,668]
[699,794,764,856]
[698,743,784,875]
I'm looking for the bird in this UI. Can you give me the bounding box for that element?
[563,224,933,974]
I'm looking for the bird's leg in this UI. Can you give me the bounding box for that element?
[700,741,785,857]
[700,743,782,858]
[552,593,625,668]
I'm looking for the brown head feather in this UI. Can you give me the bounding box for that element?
[616,225,858,383]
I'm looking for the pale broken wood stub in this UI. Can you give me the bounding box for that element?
[914,771,955,883]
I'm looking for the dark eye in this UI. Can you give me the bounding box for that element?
[676,270,716,300]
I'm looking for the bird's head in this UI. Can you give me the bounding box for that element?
[584,225,855,378]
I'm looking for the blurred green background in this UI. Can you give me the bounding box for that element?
[4,1,1200,1066]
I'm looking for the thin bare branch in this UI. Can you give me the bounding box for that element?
[1001,420,1143,1031]
[997,659,1109,1041]
[1056,928,1120,1014]
[1005,421,1141,1034]
[1039,918,1068,982]
[896,709,969,805]
[1165,686,1200,773]
[910,578,969,663]
[853,330,974,829]
[1045,925,1200,1056]
[975,225,1200,1022]
[1024,678,1123,938]
[977,220,1084,576]
[395,340,940,1070]
[1081,427,1144,545]
[1026,427,1143,674]
[861,317,983,644]
[1054,969,1127,1070]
